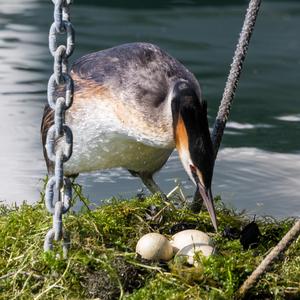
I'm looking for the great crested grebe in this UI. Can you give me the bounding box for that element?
[41,42,217,231]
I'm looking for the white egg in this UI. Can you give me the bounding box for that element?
[176,243,214,266]
[170,229,212,253]
[136,233,174,261]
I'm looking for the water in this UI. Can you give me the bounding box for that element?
[0,0,299,218]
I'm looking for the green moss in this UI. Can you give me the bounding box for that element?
[0,184,299,300]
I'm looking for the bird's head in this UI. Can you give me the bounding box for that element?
[171,80,217,231]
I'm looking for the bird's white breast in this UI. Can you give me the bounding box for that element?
[63,94,175,175]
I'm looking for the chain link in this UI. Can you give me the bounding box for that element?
[47,73,74,109]
[44,0,75,258]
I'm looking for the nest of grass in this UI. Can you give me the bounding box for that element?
[0,182,299,300]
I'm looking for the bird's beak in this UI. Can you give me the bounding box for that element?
[198,185,218,232]
[190,166,218,232]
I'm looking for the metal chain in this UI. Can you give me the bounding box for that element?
[44,0,75,258]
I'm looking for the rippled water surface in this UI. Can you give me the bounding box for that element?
[0,0,299,217]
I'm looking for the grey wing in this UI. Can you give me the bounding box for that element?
[41,104,54,175]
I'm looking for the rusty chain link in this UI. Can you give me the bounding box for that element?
[44,0,75,258]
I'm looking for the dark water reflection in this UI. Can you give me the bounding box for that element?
[0,0,299,217]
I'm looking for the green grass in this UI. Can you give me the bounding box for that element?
[0,182,299,300]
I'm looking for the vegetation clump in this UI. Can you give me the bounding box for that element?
[0,183,299,299]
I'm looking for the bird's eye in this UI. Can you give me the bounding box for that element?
[190,164,200,184]
[190,164,196,174]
